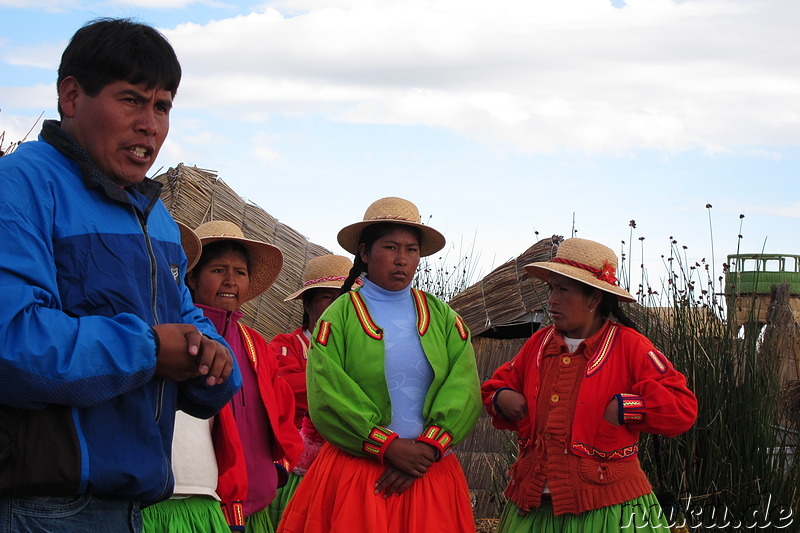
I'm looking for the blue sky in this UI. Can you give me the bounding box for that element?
[1,0,798,297]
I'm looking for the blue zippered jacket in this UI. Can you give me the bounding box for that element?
[0,121,242,503]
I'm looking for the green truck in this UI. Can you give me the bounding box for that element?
[725,253,800,327]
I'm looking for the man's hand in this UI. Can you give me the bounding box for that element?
[152,323,233,386]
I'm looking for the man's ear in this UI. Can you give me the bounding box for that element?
[58,76,82,119]
[186,271,197,291]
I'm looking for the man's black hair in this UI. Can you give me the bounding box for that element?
[57,17,182,116]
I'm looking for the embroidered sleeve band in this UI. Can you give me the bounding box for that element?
[416,424,454,457]
[615,393,646,424]
[362,426,398,462]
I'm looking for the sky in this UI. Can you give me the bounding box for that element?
[1,0,798,300]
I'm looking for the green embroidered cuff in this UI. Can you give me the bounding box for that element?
[416,424,454,458]
[362,426,398,462]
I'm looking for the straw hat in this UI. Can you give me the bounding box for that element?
[524,238,635,303]
[193,220,284,302]
[176,220,201,271]
[337,197,446,257]
[284,254,355,301]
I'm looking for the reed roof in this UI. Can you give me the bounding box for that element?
[154,163,331,339]
[449,236,563,338]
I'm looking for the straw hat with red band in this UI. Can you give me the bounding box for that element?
[524,238,635,303]
[284,254,358,301]
[192,220,284,302]
[176,220,201,271]
[337,197,446,258]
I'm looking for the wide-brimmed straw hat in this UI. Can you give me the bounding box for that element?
[337,197,446,257]
[524,238,635,303]
[284,254,356,301]
[193,220,284,302]
[176,220,201,271]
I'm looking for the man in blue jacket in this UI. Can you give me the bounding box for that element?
[0,18,241,532]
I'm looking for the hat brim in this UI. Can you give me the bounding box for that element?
[524,262,636,303]
[177,221,201,271]
[199,236,283,302]
[337,220,446,257]
[284,279,350,301]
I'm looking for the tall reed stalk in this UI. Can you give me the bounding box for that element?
[626,234,798,530]
[414,236,482,302]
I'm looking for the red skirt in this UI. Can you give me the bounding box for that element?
[278,443,476,533]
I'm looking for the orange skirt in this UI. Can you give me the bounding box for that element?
[278,443,476,533]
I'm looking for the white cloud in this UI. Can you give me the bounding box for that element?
[251,131,282,163]
[1,42,64,69]
[157,0,800,155]
[747,203,800,219]
[0,0,79,10]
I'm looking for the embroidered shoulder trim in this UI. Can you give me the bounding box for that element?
[571,440,639,460]
[411,288,431,336]
[585,324,618,377]
[647,350,669,374]
[454,315,469,340]
[295,333,309,359]
[349,292,383,340]
[536,326,556,369]
[238,323,258,371]
[316,320,332,346]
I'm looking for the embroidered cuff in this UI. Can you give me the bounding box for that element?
[416,425,454,458]
[615,393,646,424]
[274,458,290,488]
[220,501,245,528]
[489,387,515,420]
[362,426,398,462]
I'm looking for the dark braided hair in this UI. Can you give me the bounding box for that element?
[338,222,422,296]
[591,288,639,332]
[301,290,315,329]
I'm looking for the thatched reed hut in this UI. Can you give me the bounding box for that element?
[154,163,330,339]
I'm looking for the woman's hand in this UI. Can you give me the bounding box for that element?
[374,464,417,498]
[495,389,528,422]
[382,438,436,477]
[604,397,622,426]
[374,439,438,498]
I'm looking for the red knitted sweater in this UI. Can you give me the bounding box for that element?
[482,320,697,515]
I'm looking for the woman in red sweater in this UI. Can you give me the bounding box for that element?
[266,254,355,527]
[482,238,697,532]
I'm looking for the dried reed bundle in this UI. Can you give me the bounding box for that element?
[450,237,562,337]
[155,163,330,339]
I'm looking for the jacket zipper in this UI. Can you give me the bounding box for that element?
[134,206,165,422]
[224,312,246,408]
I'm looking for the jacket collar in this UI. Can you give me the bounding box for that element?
[195,303,244,336]
[40,119,162,207]
[538,320,619,376]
